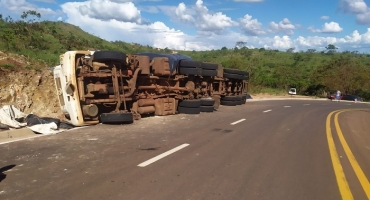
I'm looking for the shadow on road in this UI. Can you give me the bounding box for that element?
[0,164,16,182]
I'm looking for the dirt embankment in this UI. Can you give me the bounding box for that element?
[0,51,64,119]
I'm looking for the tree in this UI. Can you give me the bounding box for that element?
[235,41,247,48]
[307,49,316,53]
[325,44,337,54]
[286,47,295,53]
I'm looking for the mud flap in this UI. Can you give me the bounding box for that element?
[154,98,177,116]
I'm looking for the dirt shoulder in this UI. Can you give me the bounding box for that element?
[249,93,320,99]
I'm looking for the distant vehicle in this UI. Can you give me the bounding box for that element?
[342,95,362,102]
[328,93,343,100]
[288,88,296,95]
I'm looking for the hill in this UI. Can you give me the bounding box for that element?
[0,11,370,118]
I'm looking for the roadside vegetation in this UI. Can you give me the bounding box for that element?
[1,11,370,100]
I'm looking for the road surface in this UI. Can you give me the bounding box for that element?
[1,100,370,200]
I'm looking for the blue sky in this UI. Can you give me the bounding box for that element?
[1,0,370,53]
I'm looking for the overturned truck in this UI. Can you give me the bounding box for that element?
[53,50,249,126]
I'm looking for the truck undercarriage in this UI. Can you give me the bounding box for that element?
[53,50,249,126]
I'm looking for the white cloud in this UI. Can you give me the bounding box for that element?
[78,0,142,24]
[239,14,265,35]
[138,6,159,13]
[320,15,329,20]
[2,0,370,53]
[339,0,370,24]
[0,0,56,15]
[162,0,238,34]
[340,0,368,14]
[309,22,343,33]
[175,3,194,22]
[234,0,264,2]
[356,10,370,24]
[268,18,296,35]
[33,0,55,3]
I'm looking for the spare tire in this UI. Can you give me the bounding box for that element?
[224,68,248,76]
[178,67,202,75]
[100,112,133,124]
[178,106,201,114]
[93,51,126,62]
[178,99,201,108]
[202,69,217,77]
[201,62,218,70]
[179,60,201,68]
[223,73,244,80]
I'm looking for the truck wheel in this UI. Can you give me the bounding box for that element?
[241,95,247,104]
[178,99,201,108]
[200,98,215,106]
[178,106,201,114]
[93,51,126,62]
[201,69,217,77]
[223,73,244,80]
[220,100,237,106]
[200,106,214,112]
[212,95,221,110]
[236,100,243,105]
[221,96,242,101]
[178,67,202,75]
[223,68,248,76]
[179,60,201,68]
[201,62,218,70]
[100,112,133,124]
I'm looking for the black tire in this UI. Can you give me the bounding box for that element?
[220,100,237,106]
[201,62,218,70]
[201,69,217,77]
[224,68,248,76]
[93,51,126,62]
[223,73,244,80]
[221,96,242,101]
[236,100,243,105]
[100,112,133,124]
[178,99,201,108]
[179,60,201,68]
[244,72,250,80]
[212,95,221,110]
[200,98,215,106]
[178,67,202,75]
[178,106,201,114]
[241,95,246,104]
[200,106,214,112]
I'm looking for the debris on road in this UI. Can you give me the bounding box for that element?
[0,105,75,135]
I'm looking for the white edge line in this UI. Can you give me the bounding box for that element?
[230,119,246,125]
[0,135,45,145]
[0,126,87,145]
[138,143,190,167]
[263,109,272,113]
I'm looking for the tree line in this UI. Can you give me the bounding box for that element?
[1,11,370,100]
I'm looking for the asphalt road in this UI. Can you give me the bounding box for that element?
[1,99,370,200]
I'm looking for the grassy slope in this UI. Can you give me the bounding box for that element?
[0,19,370,98]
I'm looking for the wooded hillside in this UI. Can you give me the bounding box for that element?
[1,11,370,100]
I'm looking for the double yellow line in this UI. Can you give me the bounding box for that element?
[326,109,370,200]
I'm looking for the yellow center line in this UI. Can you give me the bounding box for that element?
[334,111,370,199]
[326,110,354,200]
